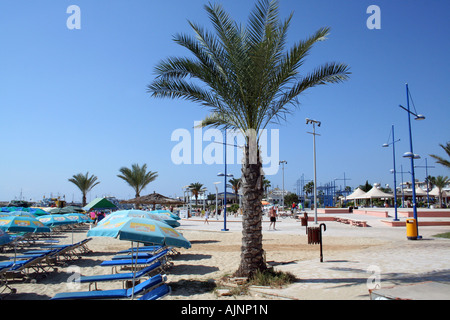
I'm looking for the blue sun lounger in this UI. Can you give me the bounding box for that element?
[74,261,162,291]
[8,251,56,270]
[51,274,166,300]
[100,249,170,268]
[117,245,163,254]
[0,261,17,297]
[10,245,72,260]
[0,261,14,270]
[138,283,171,300]
[13,238,92,262]
[111,252,154,260]
[4,250,60,281]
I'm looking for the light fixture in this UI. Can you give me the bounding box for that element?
[415,114,425,121]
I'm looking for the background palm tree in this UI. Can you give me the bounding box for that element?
[228,178,241,203]
[430,142,450,169]
[189,182,206,206]
[359,180,372,192]
[429,175,450,207]
[117,163,158,198]
[68,172,100,206]
[262,178,271,198]
[148,0,350,277]
[303,181,314,199]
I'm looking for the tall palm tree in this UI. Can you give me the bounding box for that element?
[430,142,450,170]
[228,178,241,203]
[429,175,450,207]
[68,172,100,206]
[117,163,158,198]
[189,182,206,206]
[148,0,350,277]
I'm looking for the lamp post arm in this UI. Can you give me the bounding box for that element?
[399,104,420,118]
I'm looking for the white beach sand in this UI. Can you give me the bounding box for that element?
[2,210,449,300]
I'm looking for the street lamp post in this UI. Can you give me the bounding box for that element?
[306,118,321,224]
[279,160,287,208]
[201,189,207,211]
[213,182,221,220]
[399,83,425,239]
[217,172,233,231]
[396,165,411,209]
[383,125,401,221]
[182,185,190,218]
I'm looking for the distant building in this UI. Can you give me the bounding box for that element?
[267,188,288,204]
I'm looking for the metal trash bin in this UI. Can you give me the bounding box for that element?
[307,223,326,262]
[307,227,321,244]
[406,218,417,240]
[301,217,307,226]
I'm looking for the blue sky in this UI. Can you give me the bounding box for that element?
[0,0,449,203]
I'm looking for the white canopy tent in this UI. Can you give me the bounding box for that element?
[361,187,394,199]
[414,187,427,196]
[346,187,367,200]
[356,187,394,207]
[429,186,448,198]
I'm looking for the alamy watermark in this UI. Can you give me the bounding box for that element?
[366,265,382,290]
[367,5,381,30]
[67,5,81,30]
[65,4,380,31]
[66,265,81,290]
[171,121,280,175]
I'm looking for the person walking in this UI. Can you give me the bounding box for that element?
[269,206,277,230]
[204,209,210,225]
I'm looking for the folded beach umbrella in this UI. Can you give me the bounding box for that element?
[37,215,75,227]
[0,216,51,233]
[88,216,190,249]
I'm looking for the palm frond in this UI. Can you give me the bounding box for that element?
[429,142,450,169]
[68,172,100,193]
[148,0,350,143]
[117,164,158,197]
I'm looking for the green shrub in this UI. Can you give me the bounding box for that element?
[249,268,296,287]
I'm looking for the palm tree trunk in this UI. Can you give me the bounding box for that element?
[235,145,266,278]
[82,193,87,207]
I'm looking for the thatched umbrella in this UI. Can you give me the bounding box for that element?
[120,192,184,209]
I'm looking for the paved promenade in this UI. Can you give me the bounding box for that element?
[179,208,450,299]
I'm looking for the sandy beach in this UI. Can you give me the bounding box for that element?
[1,208,449,300]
